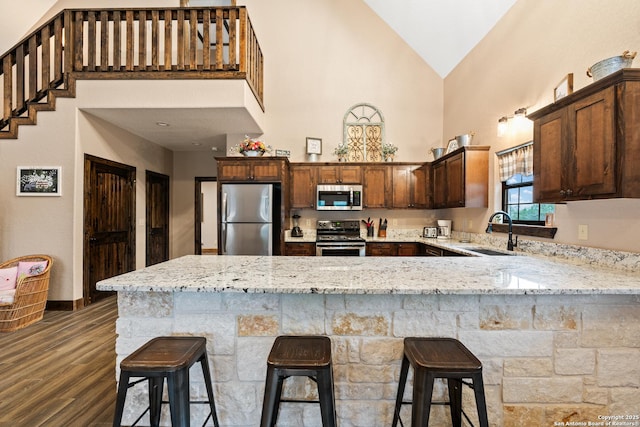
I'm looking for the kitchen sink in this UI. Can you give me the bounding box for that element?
[465,247,514,256]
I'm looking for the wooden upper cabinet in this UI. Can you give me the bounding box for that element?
[317,164,362,184]
[431,147,489,209]
[530,70,640,202]
[391,164,430,209]
[290,164,317,209]
[216,158,285,182]
[362,164,389,208]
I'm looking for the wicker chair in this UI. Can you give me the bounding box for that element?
[0,255,53,332]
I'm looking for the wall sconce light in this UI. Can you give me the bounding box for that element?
[497,116,509,137]
[497,107,528,137]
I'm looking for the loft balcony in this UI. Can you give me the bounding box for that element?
[0,6,263,139]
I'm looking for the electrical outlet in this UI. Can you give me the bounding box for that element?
[578,224,588,240]
[392,219,398,226]
[306,219,311,227]
[468,220,472,229]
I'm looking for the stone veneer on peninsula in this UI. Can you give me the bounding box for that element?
[99,240,640,426]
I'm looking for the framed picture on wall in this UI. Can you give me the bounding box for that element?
[306,137,322,155]
[554,73,573,101]
[16,166,62,196]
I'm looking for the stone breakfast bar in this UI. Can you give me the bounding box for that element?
[98,250,640,427]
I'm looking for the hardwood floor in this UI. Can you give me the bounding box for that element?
[0,296,117,427]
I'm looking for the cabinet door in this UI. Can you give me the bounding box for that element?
[391,166,412,208]
[366,243,396,256]
[432,161,447,208]
[397,243,419,256]
[318,165,362,184]
[534,109,565,202]
[363,165,389,208]
[446,153,465,207]
[340,166,362,183]
[571,87,616,198]
[285,243,316,256]
[290,165,317,208]
[218,161,252,181]
[411,165,429,208]
[218,159,282,181]
[252,161,282,181]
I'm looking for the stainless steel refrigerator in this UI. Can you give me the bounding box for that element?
[219,183,279,255]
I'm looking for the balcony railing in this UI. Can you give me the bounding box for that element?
[1,7,263,137]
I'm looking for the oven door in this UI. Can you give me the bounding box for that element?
[316,242,365,256]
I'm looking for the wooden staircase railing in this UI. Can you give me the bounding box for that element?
[0,6,263,139]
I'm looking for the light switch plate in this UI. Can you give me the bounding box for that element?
[578,224,588,240]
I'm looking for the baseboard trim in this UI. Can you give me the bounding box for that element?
[46,298,84,311]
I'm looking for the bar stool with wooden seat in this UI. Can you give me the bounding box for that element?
[113,336,220,427]
[392,337,489,427]
[260,335,337,427]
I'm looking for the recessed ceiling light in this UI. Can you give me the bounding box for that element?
[156,121,170,127]
[192,142,202,146]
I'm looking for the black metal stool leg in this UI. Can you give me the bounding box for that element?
[199,354,220,427]
[149,376,164,427]
[472,373,489,427]
[167,369,190,427]
[447,378,463,427]
[113,372,131,427]
[412,370,434,427]
[260,366,280,427]
[392,354,410,427]
[317,367,337,427]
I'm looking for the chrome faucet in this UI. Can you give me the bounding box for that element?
[486,211,517,251]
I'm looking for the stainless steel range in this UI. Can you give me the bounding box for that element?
[316,220,366,256]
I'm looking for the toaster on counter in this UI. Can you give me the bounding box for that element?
[423,227,438,238]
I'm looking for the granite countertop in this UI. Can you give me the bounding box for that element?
[97,252,640,295]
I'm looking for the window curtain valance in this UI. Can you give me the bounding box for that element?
[496,141,533,182]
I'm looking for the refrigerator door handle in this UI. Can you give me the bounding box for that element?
[221,224,227,254]
[222,192,228,223]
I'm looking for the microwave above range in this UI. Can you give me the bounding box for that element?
[316,184,363,211]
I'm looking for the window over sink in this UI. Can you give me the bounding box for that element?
[502,174,555,225]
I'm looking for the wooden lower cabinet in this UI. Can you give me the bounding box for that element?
[366,242,397,256]
[420,243,465,257]
[366,242,419,256]
[285,242,316,256]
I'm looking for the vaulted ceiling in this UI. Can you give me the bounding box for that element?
[1,1,517,150]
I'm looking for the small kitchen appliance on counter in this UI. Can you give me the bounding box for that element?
[316,220,366,256]
[291,214,303,237]
[437,219,452,239]
[423,227,438,238]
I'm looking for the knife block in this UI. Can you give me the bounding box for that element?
[378,229,386,238]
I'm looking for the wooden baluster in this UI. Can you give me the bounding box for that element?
[41,25,51,91]
[87,11,96,71]
[15,45,25,113]
[238,7,246,74]
[215,9,223,70]
[151,10,159,71]
[28,34,38,100]
[138,10,147,71]
[53,15,63,84]
[73,11,83,72]
[164,9,173,71]
[177,9,185,70]
[126,11,134,71]
[189,9,197,70]
[228,8,237,70]
[2,54,12,123]
[113,11,121,71]
[100,11,109,71]
[202,9,211,70]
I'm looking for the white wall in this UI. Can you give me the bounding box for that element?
[241,0,444,162]
[201,181,218,250]
[443,0,640,252]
